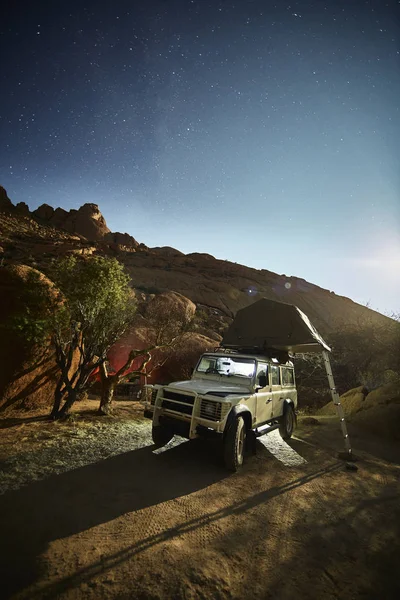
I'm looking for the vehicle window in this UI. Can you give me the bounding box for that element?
[282,368,294,386]
[196,355,256,378]
[271,365,280,385]
[256,362,268,387]
[197,357,217,372]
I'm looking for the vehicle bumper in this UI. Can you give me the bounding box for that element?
[143,393,230,439]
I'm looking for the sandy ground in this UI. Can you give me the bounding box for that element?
[1,399,399,600]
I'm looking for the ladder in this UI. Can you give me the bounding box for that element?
[322,350,353,459]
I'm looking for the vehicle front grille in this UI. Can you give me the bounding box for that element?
[163,390,195,405]
[161,389,195,416]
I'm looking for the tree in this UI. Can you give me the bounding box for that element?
[98,349,151,415]
[97,292,195,414]
[47,256,136,419]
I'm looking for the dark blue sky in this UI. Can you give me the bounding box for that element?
[1,0,399,314]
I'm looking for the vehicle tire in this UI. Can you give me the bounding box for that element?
[223,415,246,471]
[152,424,174,447]
[279,403,296,440]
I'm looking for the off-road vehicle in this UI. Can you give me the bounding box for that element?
[142,349,297,471]
[143,297,352,469]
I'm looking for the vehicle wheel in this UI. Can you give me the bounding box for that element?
[279,404,296,440]
[152,424,174,447]
[223,415,246,471]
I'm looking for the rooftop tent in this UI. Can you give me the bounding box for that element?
[222,298,331,354]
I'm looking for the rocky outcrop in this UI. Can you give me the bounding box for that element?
[34,202,110,241]
[107,291,198,377]
[70,203,110,240]
[33,203,54,221]
[51,207,69,228]
[3,187,139,249]
[104,231,139,248]
[318,386,368,416]
[15,202,30,215]
[0,186,14,212]
[0,265,58,412]
[145,291,197,324]
[1,186,396,347]
[150,246,185,257]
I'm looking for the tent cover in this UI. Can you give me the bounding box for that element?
[222,298,331,354]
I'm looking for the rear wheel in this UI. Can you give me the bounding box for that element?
[223,415,246,471]
[152,423,174,447]
[279,404,295,440]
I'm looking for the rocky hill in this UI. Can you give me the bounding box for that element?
[0,186,392,335]
[1,186,399,412]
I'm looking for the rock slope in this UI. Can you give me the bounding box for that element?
[0,186,394,334]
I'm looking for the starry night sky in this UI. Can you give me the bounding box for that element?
[1,0,399,314]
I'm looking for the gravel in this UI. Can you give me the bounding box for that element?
[0,402,153,495]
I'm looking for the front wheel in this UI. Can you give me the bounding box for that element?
[152,424,174,447]
[223,415,246,471]
[279,404,296,440]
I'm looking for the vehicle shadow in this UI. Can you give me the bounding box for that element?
[0,415,49,429]
[4,454,341,600]
[0,437,226,598]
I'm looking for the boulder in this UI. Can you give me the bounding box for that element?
[362,382,400,410]
[318,386,368,416]
[71,203,110,240]
[348,382,400,440]
[145,291,197,324]
[53,204,110,240]
[33,202,111,241]
[106,292,200,383]
[0,265,58,412]
[157,332,216,383]
[104,231,139,248]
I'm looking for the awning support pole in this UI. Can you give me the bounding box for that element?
[322,350,353,459]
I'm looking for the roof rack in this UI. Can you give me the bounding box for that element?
[213,345,291,362]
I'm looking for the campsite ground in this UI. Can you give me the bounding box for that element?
[0,399,399,600]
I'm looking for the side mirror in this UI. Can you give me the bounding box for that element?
[258,375,267,388]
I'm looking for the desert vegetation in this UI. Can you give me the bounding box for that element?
[1,256,201,419]
[294,312,400,410]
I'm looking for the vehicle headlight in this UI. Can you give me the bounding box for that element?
[141,386,158,404]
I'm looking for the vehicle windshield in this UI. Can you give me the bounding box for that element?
[196,355,256,379]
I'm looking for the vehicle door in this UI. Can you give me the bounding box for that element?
[276,366,296,416]
[255,362,273,425]
[270,364,283,417]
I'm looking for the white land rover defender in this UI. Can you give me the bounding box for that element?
[142,297,336,470]
[143,350,297,471]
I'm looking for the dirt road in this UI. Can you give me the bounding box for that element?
[0,403,399,599]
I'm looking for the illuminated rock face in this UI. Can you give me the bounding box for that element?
[33,202,111,241]
[1,186,397,391]
[0,265,57,412]
[104,231,139,248]
[106,292,206,384]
